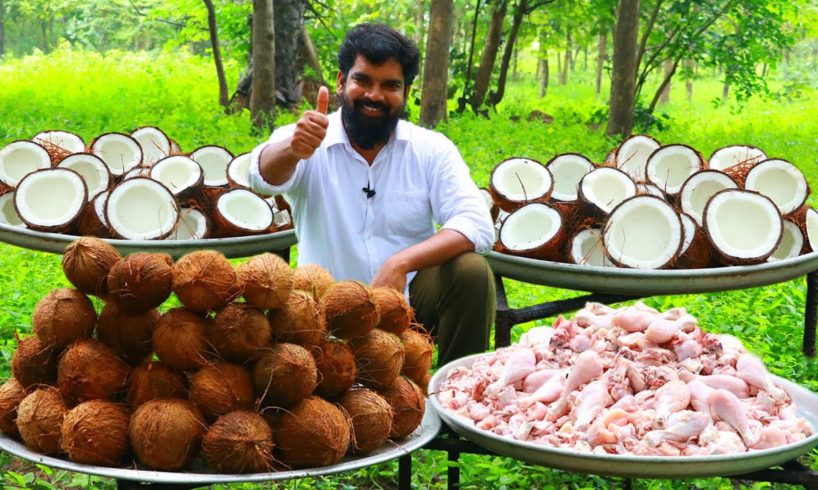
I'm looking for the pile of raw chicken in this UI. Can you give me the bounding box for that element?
[437,303,814,456]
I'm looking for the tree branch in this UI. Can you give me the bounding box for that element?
[635,0,663,72]
[128,0,186,28]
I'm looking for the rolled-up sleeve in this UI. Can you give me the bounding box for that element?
[247,124,301,196]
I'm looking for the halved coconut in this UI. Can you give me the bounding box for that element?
[708,145,766,171]
[496,203,564,261]
[131,127,172,165]
[150,156,204,200]
[636,183,665,199]
[609,135,660,181]
[489,158,553,212]
[478,188,499,222]
[568,228,611,267]
[546,153,594,202]
[90,133,143,177]
[805,208,818,253]
[266,195,293,229]
[743,159,809,216]
[675,212,712,269]
[213,189,274,237]
[105,178,179,240]
[14,168,87,233]
[0,192,24,227]
[122,166,152,180]
[0,141,52,188]
[190,146,233,187]
[603,195,683,269]
[169,208,210,240]
[678,170,737,226]
[578,167,636,217]
[703,189,783,265]
[33,130,86,154]
[227,153,251,188]
[645,144,704,197]
[769,220,803,262]
[57,153,111,199]
[77,191,112,237]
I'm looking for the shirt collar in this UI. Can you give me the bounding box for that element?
[325,110,412,149]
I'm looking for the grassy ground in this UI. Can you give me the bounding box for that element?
[1,49,817,489]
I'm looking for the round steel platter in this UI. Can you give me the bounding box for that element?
[0,406,439,484]
[429,354,818,479]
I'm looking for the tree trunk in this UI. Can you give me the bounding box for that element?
[557,47,562,81]
[648,57,677,113]
[420,0,453,128]
[457,0,484,113]
[583,45,588,70]
[487,0,525,107]
[300,26,325,85]
[251,0,276,130]
[760,62,767,78]
[595,32,607,96]
[659,58,672,104]
[606,0,641,138]
[512,46,518,81]
[561,28,571,84]
[0,0,5,57]
[470,0,507,112]
[203,0,230,108]
[684,59,694,103]
[274,0,305,107]
[40,21,48,53]
[722,79,729,100]
[538,30,549,98]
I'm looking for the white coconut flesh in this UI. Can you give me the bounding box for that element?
[679,171,737,226]
[227,153,251,188]
[492,158,552,202]
[646,145,702,194]
[150,156,202,196]
[615,135,660,180]
[679,213,697,255]
[499,204,561,251]
[709,145,766,171]
[580,168,636,214]
[106,178,178,240]
[93,191,110,226]
[806,208,818,253]
[123,166,151,180]
[33,131,85,153]
[769,220,803,262]
[217,189,273,231]
[570,228,609,267]
[744,159,808,215]
[170,208,208,240]
[603,196,682,269]
[131,127,171,165]
[704,190,782,260]
[15,169,87,228]
[0,141,52,187]
[548,154,594,201]
[190,146,233,187]
[57,153,110,199]
[636,183,665,198]
[91,133,143,176]
[274,209,292,227]
[0,193,24,227]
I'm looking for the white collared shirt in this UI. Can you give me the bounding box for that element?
[248,111,494,286]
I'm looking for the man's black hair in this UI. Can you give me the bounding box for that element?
[337,24,420,86]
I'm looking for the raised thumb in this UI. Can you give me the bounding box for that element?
[316,86,329,114]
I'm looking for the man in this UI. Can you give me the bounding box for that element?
[248,24,495,365]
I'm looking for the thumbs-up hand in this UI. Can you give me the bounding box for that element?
[290,86,330,160]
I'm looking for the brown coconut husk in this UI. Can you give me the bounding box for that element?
[322,281,380,340]
[238,253,294,310]
[675,213,713,269]
[189,361,255,421]
[268,290,326,348]
[203,411,275,473]
[313,338,357,400]
[0,378,28,436]
[152,307,211,372]
[788,205,812,254]
[16,387,67,454]
[277,396,351,468]
[12,335,59,388]
[129,399,205,471]
[338,388,393,454]
[32,288,96,348]
[62,237,121,296]
[172,250,242,313]
[378,376,425,439]
[253,343,317,409]
[97,301,159,365]
[399,328,434,385]
[107,253,173,313]
[127,361,187,408]
[61,400,130,466]
[293,263,334,299]
[208,303,272,362]
[722,160,756,188]
[58,339,130,404]
[350,329,405,390]
[77,194,113,238]
[371,287,412,335]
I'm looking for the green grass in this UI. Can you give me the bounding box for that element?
[1,49,818,489]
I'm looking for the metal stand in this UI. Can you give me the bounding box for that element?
[116,483,199,490]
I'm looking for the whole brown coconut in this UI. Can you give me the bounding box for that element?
[32,288,96,348]
[189,361,254,421]
[16,387,67,454]
[399,329,434,386]
[208,303,271,362]
[379,376,425,439]
[129,399,205,471]
[172,250,242,313]
[350,329,405,390]
[268,290,326,348]
[152,307,211,371]
[322,281,380,340]
[61,400,129,466]
[313,338,356,400]
[58,339,130,403]
[338,388,393,454]
[12,335,59,388]
[293,263,334,299]
[61,237,121,296]
[202,411,274,473]
[371,287,412,335]
[127,361,187,408]
[107,253,173,313]
[277,396,350,468]
[253,343,317,409]
[238,253,293,310]
[97,301,159,365]
[0,379,27,436]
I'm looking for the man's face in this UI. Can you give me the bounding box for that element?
[337,54,408,150]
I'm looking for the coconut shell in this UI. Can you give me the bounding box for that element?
[77,194,113,238]
[338,388,393,454]
[496,203,568,262]
[789,205,812,254]
[189,362,254,421]
[97,301,159,365]
[58,339,131,403]
[314,338,357,400]
[722,160,756,188]
[253,343,317,409]
[399,329,434,385]
[172,250,242,313]
[61,400,130,466]
[238,253,294,310]
[62,237,121,296]
[12,335,59,388]
[16,387,67,454]
[203,411,274,473]
[32,288,96,348]
[371,287,412,335]
[129,399,205,471]
[488,157,552,213]
[322,281,380,340]
[277,396,350,468]
[379,376,425,439]
[127,361,187,408]
[293,264,334,299]
[268,290,326,348]
[675,214,713,269]
[350,329,405,390]
[208,303,272,362]
[0,378,27,436]
[152,307,211,372]
[107,253,173,313]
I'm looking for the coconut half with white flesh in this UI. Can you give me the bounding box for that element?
[546,153,594,202]
[496,203,564,261]
[227,153,251,189]
[91,133,143,178]
[609,135,660,181]
[769,220,803,262]
[636,183,666,199]
[0,141,52,188]
[645,144,704,197]
[122,166,152,180]
[77,191,112,238]
[57,153,111,200]
[131,126,172,165]
[190,146,233,187]
[708,145,766,171]
[743,159,809,216]
[603,195,683,269]
[105,178,179,240]
[214,188,275,237]
[0,191,24,227]
[578,167,637,218]
[478,188,499,222]
[703,189,783,265]
[150,156,204,200]
[33,130,86,163]
[489,158,553,212]
[805,208,818,253]
[569,228,611,267]
[675,212,712,269]
[678,170,737,227]
[169,207,210,240]
[14,168,88,233]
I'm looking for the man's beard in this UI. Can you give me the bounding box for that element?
[340,92,404,150]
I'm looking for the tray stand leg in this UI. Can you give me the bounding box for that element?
[494,273,512,348]
[804,271,817,357]
[398,453,412,490]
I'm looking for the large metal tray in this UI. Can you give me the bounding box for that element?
[429,354,818,479]
[0,404,440,484]
[487,251,818,295]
